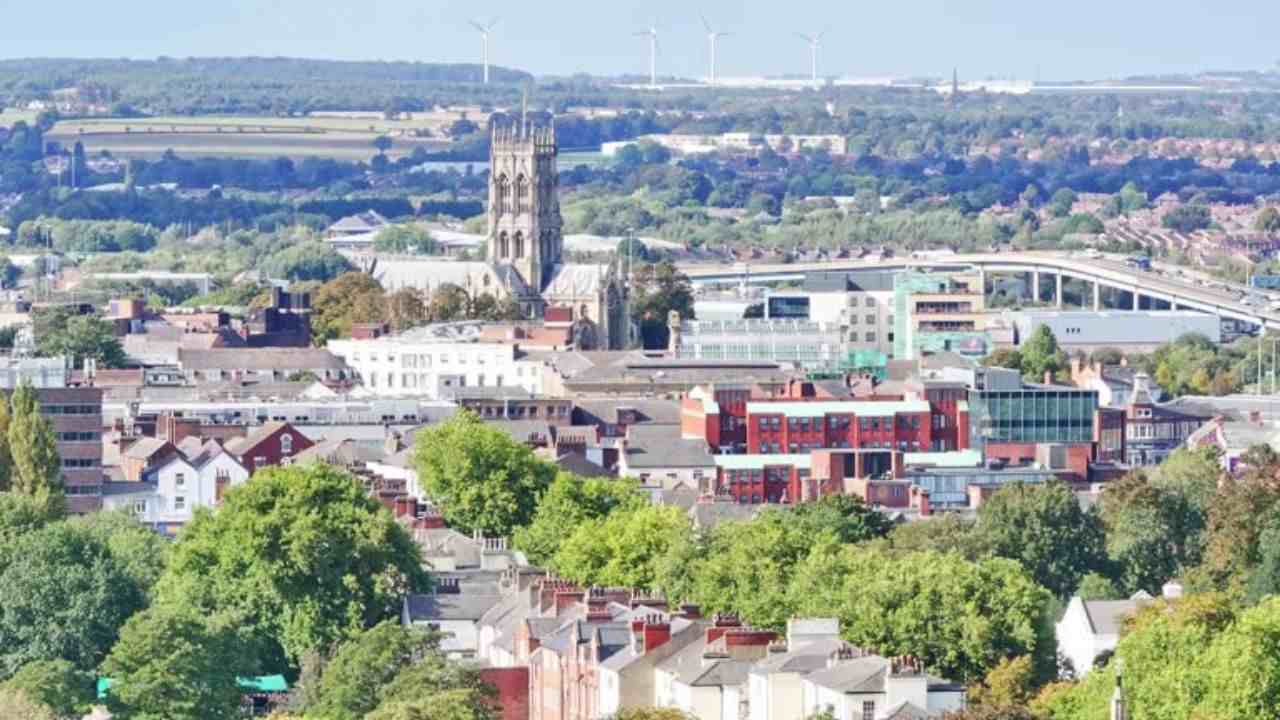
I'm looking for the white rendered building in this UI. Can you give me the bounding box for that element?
[327,322,545,399]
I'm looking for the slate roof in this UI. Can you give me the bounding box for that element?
[543,263,610,297]
[123,437,173,461]
[623,425,714,469]
[178,348,348,372]
[224,421,290,456]
[573,398,683,426]
[658,633,756,687]
[404,593,506,622]
[1082,598,1147,636]
[751,638,849,675]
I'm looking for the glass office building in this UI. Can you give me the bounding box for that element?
[967,387,1098,448]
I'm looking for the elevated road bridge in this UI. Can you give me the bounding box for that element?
[677,252,1280,330]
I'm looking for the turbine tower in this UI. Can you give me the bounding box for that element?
[701,16,730,86]
[796,31,825,85]
[470,18,499,84]
[635,23,659,88]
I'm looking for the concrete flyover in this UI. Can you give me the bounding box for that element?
[677,251,1280,330]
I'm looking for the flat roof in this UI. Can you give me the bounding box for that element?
[714,454,812,470]
[902,449,983,468]
[746,400,930,418]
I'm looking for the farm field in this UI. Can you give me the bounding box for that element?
[0,108,37,128]
[46,119,455,161]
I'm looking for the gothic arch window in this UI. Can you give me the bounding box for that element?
[515,174,529,214]
[514,231,525,259]
[495,174,510,216]
[498,231,509,259]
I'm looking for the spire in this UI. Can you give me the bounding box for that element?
[521,88,528,138]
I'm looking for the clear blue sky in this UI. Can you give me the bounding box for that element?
[6,0,1276,81]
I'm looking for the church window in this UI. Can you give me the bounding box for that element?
[495,174,510,215]
[515,174,529,214]
[498,232,509,259]
[514,232,525,259]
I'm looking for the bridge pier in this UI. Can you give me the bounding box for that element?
[1133,290,1140,311]
[1093,282,1101,311]
[1055,273,1063,309]
[1032,272,1040,304]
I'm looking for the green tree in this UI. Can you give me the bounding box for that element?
[788,547,1053,683]
[981,348,1023,371]
[428,283,471,323]
[305,621,436,720]
[156,463,428,667]
[101,608,247,720]
[7,383,62,514]
[364,652,496,720]
[680,498,892,629]
[1019,325,1067,383]
[631,261,694,350]
[3,660,95,719]
[311,271,387,342]
[1099,474,1190,594]
[1048,188,1077,218]
[976,481,1109,597]
[1162,204,1212,233]
[411,412,556,536]
[0,519,151,676]
[35,315,127,368]
[0,493,61,561]
[0,392,12,491]
[512,473,643,565]
[967,655,1037,710]
[374,225,436,255]
[0,687,56,720]
[1255,207,1280,233]
[553,504,692,590]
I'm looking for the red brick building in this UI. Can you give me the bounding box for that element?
[224,421,314,474]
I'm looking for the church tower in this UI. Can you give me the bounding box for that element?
[487,117,563,291]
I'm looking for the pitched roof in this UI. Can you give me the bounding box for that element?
[543,263,610,297]
[178,348,348,372]
[224,421,294,456]
[123,437,174,461]
[1082,598,1147,636]
[404,593,506,622]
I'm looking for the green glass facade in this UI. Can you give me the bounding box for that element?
[967,388,1098,447]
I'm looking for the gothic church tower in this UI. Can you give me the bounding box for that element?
[487,118,563,291]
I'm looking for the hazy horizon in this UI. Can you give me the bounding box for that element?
[5,0,1278,82]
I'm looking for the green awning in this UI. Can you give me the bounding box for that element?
[97,674,288,699]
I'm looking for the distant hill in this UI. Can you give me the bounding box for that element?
[0,57,534,115]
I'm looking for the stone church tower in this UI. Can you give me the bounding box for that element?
[487,118,563,291]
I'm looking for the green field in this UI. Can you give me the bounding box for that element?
[46,113,469,160]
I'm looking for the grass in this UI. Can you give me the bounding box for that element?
[0,108,37,128]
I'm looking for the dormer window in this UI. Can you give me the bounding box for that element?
[280,434,293,455]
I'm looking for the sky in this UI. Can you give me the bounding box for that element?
[5,0,1278,82]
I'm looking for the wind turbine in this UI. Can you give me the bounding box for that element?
[701,15,730,86]
[470,18,499,84]
[796,31,825,85]
[635,23,659,88]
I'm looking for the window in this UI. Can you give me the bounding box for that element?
[175,496,187,511]
[132,500,146,515]
[862,702,876,720]
[866,314,876,325]
[864,297,875,308]
[865,332,876,342]
[254,456,267,469]
[175,473,185,488]
[280,434,293,455]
